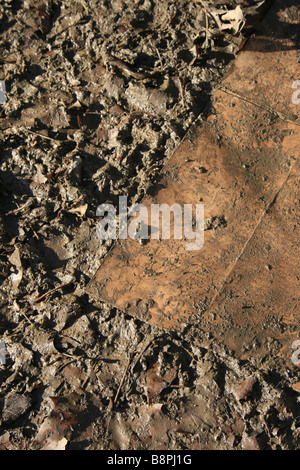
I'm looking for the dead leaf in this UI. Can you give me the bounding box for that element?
[8,247,23,290]
[291,382,300,393]
[242,435,260,450]
[2,392,32,424]
[34,393,81,449]
[220,6,245,34]
[0,432,25,450]
[209,5,245,35]
[31,170,48,186]
[41,437,68,450]
[232,377,257,401]
[138,403,163,416]
[68,204,88,217]
[146,362,176,403]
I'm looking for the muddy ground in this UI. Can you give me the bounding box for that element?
[0,0,299,450]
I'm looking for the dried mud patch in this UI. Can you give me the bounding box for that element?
[0,0,299,450]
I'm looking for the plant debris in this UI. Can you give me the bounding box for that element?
[0,0,299,451]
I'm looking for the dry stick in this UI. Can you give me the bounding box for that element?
[105,353,133,435]
[26,129,60,143]
[113,354,133,404]
[218,85,300,126]
[113,353,133,404]
[33,282,72,304]
[4,199,32,216]
[78,0,89,14]
[131,334,156,371]
[176,76,185,107]
[202,0,210,49]
[21,309,35,325]
[106,56,149,81]
[15,282,72,324]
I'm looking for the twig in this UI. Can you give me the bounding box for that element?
[106,56,149,81]
[131,334,156,371]
[176,76,185,107]
[33,282,72,304]
[26,129,60,143]
[78,0,89,14]
[21,309,35,325]
[196,0,223,30]
[105,353,134,436]
[218,85,300,126]
[113,353,133,404]
[202,0,210,49]
[4,199,32,216]
[149,40,163,70]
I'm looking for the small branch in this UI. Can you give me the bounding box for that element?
[26,129,60,143]
[114,353,133,404]
[218,85,300,126]
[4,199,32,216]
[33,282,72,304]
